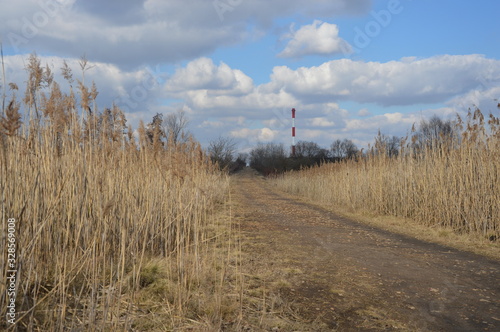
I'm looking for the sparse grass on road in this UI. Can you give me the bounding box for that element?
[232,167,500,331]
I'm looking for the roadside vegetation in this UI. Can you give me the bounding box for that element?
[2,51,498,330]
[0,53,243,331]
[272,109,500,248]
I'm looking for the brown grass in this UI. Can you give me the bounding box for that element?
[0,54,240,331]
[274,109,500,247]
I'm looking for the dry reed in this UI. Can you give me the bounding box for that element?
[0,54,239,330]
[275,108,500,239]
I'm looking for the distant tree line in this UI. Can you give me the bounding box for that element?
[245,115,457,176]
[207,136,247,173]
[205,114,459,176]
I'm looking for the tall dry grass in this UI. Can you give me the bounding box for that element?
[275,108,500,239]
[0,54,239,330]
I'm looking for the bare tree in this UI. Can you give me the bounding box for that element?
[386,135,401,157]
[331,139,358,160]
[250,143,287,175]
[414,115,455,149]
[164,109,189,144]
[373,131,401,157]
[295,140,321,159]
[330,139,344,159]
[208,136,237,170]
[343,139,359,159]
[236,152,248,166]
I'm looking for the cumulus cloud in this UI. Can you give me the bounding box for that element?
[230,128,278,142]
[4,51,499,151]
[357,108,371,117]
[344,112,417,140]
[164,58,300,113]
[2,54,165,118]
[0,0,370,68]
[267,54,500,106]
[278,20,352,58]
[0,0,241,67]
[309,117,336,127]
[199,120,225,129]
[165,58,253,95]
[168,54,500,116]
[448,84,500,112]
[158,54,500,149]
[157,54,500,149]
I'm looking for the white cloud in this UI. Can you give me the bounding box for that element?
[157,54,500,149]
[2,54,165,122]
[300,129,328,140]
[230,127,278,142]
[169,55,500,118]
[267,55,500,106]
[345,113,417,132]
[309,117,335,127]
[448,85,500,113]
[165,58,253,95]
[199,120,225,129]
[278,20,352,58]
[357,108,371,117]
[0,0,370,68]
[259,128,277,141]
[4,52,499,151]
[164,58,300,112]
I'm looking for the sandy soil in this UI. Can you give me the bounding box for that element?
[232,168,500,331]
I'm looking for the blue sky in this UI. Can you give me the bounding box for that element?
[1,0,500,151]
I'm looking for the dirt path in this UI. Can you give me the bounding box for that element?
[232,168,500,331]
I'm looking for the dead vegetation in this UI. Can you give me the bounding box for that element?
[0,53,243,331]
[274,108,500,248]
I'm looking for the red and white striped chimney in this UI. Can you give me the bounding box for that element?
[291,108,296,157]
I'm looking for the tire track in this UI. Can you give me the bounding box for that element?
[233,168,500,331]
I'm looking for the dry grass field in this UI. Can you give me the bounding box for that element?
[233,168,500,331]
[275,109,500,245]
[2,53,499,331]
[0,55,241,331]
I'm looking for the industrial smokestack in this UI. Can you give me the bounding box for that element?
[291,108,296,157]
